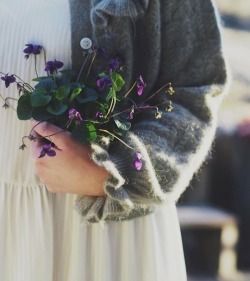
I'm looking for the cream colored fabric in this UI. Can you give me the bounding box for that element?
[0,1,187,280]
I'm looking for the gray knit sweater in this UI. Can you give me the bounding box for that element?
[70,0,228,223]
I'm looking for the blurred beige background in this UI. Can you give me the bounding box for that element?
[216,0,250,131]
[184,2,250,280]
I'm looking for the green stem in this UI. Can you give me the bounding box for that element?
[0,94,17,111]
[85,51,97,81]
[77,52,91,82]
[143,82,172,103]
[34,55,39,78]
[98,129,134,150]
[43,47,50,76]
[123,81,137,98]
[104,96,115,119]
[13,75,34,91]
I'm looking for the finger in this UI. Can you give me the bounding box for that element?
[30,120,70,147]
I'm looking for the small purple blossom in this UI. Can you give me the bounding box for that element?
[96,76,112,91]
[95,111,104,119]
[133,152,143,171]
[136,75,146,96]
[1,74,16,88]
[39,143,57,158]
[44,60,64,75]
[23,43,42,59]
[109,58,121,72]
[68,108,83,124]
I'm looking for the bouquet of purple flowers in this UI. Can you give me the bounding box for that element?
[0,38,174,170]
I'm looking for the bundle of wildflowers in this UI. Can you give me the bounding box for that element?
[0,38,175,170]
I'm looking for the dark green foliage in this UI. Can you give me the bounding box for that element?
[17,94,32,120]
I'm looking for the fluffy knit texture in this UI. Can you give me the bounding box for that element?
[69,0,229,223]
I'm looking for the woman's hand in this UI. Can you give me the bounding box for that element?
[30,121,110,196]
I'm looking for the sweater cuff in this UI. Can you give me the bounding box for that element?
[73,139,154,223]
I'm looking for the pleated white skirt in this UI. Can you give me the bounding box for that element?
[0,181,187,281]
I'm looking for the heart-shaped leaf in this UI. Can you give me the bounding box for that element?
[86,122,97,142]
[34,77,56,91]
[31,92,52,107]
[111,72,125,92]
[32,76,50,82]
[32,107,53,121]
[71,124,88,144]
[76,87,98,104]
[46,101,68,116]
[17,94,32,120]
[106,87,115,102]
[54,85,71,100]
[70,87,83,102]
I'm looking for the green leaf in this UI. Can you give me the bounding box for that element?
[34,78,56,91]
[32,76,50,82]
[31,92,52,107]
[114,118,131,131]
[46,101,68,116]
[86,122,97,142]
[76,87,98,104]
[31,107,53,121]
[54,85,71,100]
[70,87,83,102]
[106,87,115,102]
[17,94,32,120]
[111,72,125,92]
[71,124,88,144]
[99,102,109,111]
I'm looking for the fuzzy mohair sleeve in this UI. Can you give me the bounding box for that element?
[74,0,229,223]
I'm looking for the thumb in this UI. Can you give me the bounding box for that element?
[30,120,71,147]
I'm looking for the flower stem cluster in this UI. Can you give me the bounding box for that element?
[0,40,175,171]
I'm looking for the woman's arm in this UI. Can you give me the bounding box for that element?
[73,0,229,223]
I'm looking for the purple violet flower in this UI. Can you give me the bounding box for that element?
[133,152,143,171]
[44,60,64,75]
[68,108,83,124]
[109,58,121,72]
[23,43,42,59]
[39,143,57,158]
[96,76,112,91]
[136,75,146,96]
[95,111,104,119]
[1,74,16,88]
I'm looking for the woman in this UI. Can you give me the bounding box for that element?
[0,0,228,280]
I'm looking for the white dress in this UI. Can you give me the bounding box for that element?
[0,1,187,280]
